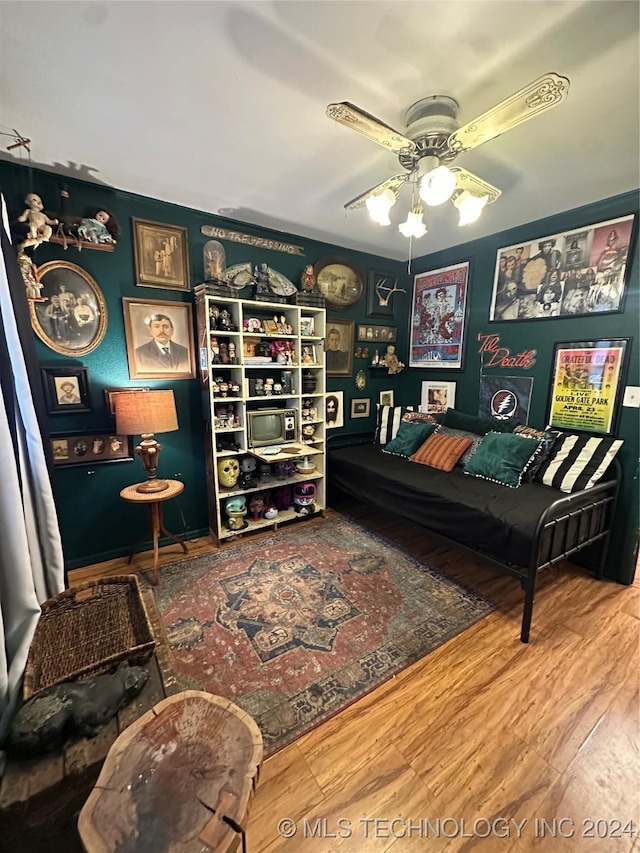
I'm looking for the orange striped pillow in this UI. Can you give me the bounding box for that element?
[410,433,473,472]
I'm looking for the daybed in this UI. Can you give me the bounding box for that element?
[329,416,621,643]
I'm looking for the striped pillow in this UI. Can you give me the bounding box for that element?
[410,433,473,472]
[375,405,411,445]
[534,432,623,492]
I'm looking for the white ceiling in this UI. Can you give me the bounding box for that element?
[1,1,639,261]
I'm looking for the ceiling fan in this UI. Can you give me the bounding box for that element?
[327,72,569,237]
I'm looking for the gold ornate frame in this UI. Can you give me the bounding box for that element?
[29,261,108,357]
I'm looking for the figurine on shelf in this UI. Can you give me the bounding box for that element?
[228,341,236,363]
[17,193,58,251]
[383,344,405,375]
[300,264,316,292]
[293,481,316,516]
[77,209,119,244]
[217,308,235,331]
[253,263,272,297]
[225,496,247,531]
[18,252,44,300]
[239,456,258,489]
[249,493,265,521]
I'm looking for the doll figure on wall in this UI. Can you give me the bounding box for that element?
[300,264,316,292]
[18,252,45,301]
[77,209,120,245]
[17,193,59,251]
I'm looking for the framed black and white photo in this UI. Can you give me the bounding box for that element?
[379,389,394,408]
[350,398,371,419]
[123,297,196,380]
[325,318,354,377]
[132,218,190,291]
[489,214,635,322]
[29,261,108,357]
[51,432,134,468]
[356,324,397,343]
[41,365,91,415]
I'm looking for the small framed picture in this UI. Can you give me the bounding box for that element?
[351,398,371,419]
[379,389,394,408]
[132,218,190,291]
[41,366,91,415]
[325,390,344,429]
[420,381,456,415]
[357,324,397,343]
[263,319,278,334]
[51,432,134,468]
[326,318,354,377]
[104,386,151,416]
[300,316,315,336]
[301,343,318,365]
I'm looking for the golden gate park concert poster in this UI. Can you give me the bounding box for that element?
[548,340,627,434]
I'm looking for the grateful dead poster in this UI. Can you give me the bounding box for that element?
[409,262,469,369]
[478,376,533,424]
[548,340,628,434]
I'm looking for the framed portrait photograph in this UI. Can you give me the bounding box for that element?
[104,386,151,416]
[356,324,397,343]
[350,398,371,419]
[41,365,91,415]
[325,318,354,377]
[379,389,394,408]
[420,381,456,416]
[409,261,470,369]
[547,339,629,435]
[325,390,344,429]
[51,432,134,468]
[123,297,196,380]
[367,270,404,318]
[28,260,108,357]
[132,218,191,291]
[313,256,364,311]
[489,214,635,322]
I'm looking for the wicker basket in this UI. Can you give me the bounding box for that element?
[23,575,155,700]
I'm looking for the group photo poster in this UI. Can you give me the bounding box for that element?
[409,261,470,369]
[489,214,635,322]
[547,339,628,435]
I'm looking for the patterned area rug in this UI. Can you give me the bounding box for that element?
[150,516,494,755]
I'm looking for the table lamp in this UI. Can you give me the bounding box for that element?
[115,390,179,493]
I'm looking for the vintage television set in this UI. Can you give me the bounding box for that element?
[247,407,298,447]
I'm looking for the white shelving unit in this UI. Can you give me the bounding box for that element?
[195,295,326,543]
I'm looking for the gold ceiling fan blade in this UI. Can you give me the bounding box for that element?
[344,174,409,210]
[327,102,417,155]
[447,72,570,155]
[450,167,501,203]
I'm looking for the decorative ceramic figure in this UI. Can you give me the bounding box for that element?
[17,193,59,251]
[77,209,119,244]
[225,495,247,530]
[300,264,316,292]
[18,253,44,300]
[383,344,405,375]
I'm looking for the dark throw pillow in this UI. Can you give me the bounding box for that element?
[443,408,519,435]
[463,432,542,488]
[382,421,437,457]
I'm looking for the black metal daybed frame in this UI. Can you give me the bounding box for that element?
[328,438,621,643]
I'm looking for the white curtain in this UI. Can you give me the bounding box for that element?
[0,195,64,744]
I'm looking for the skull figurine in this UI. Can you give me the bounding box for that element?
[217,457,240,488]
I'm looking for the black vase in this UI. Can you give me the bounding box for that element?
[301,370,317,394]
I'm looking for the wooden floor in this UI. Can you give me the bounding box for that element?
[69,502,640,853]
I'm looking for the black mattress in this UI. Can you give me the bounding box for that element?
[329,444,583,568]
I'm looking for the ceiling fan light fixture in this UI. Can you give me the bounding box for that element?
[365,188,397,226]
[398,204,427,238]
[419,164,457,207]
[454,190,488,225]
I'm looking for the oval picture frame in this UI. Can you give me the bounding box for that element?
[313,256,364,310]
[29,261,108,357]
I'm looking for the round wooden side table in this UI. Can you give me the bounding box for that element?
[120,479,188,585]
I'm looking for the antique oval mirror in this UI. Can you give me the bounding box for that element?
[29,260,108,356]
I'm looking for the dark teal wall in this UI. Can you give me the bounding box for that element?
[0,161,404,569]
[391,191,639,584]
[2,161,637,582]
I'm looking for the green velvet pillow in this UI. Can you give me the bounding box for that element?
[443,409,518,435]
[382,420,437,457]
[463,432,542,488]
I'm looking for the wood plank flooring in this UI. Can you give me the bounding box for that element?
[69,502,639,853]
